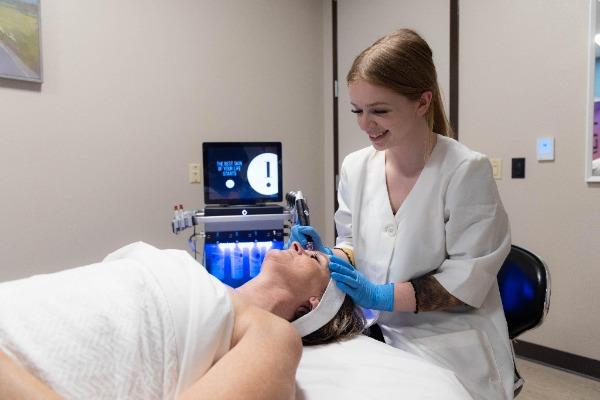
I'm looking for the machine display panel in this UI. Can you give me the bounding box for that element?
[203,142,282,205]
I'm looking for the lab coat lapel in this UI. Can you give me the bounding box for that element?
[355,151,396,285]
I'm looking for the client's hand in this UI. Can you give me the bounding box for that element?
[286,225,333,255]
[329,256,394,311]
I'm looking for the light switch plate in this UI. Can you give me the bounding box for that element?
[537,137,555,161]
[490,158,502,180]
[188,163,201,184]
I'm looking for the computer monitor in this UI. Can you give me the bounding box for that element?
[203,142,282,205]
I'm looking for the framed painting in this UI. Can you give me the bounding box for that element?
[0,0,42,83]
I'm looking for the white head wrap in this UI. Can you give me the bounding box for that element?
[291,279,346,337]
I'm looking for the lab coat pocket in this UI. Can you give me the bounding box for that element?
[411,329,504,400]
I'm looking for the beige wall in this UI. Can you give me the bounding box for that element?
[0,0,325,281]
[460,0,600,359]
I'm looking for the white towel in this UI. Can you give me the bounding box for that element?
[0,242,234,400]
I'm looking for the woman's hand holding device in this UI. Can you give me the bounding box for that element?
[286,225,333,256]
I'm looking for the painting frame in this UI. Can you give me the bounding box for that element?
[0,0,42,83]
[587,0,600,182]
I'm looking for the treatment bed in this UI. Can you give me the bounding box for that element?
[296,334,472,399]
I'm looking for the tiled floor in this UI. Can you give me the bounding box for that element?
[516,357,600,400]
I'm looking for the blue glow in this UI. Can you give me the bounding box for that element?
[204,241,284,287]
[499,262,535,313]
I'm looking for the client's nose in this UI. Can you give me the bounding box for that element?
[291,242,304,254]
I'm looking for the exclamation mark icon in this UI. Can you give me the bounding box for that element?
[266,161,271,188]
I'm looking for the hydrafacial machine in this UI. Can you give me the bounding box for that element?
[170,141,311,288]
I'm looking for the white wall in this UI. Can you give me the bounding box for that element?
[0,0,325,281]
[460,0,600,360]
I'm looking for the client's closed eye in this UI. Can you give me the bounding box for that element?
[307,252,327,268]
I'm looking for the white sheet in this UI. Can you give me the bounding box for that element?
[0,242,234,400]
[296,335,473,400]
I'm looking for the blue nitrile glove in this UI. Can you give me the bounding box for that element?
[329,255,394,311]
[286,225,333,255]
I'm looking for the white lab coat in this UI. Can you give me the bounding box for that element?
[335,135,514,400]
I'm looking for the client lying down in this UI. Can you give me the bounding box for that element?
[0,241,364,400]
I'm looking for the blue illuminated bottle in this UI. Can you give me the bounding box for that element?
[223,247,232,283]
[259,244,268,264]
[206,244,225,281]
[242,247,250,282]
[231,242,244,280]
[249,242,261,277]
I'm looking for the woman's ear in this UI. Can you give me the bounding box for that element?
[416,90,433,116]
[294,296,321,319]
[294,301,311,320]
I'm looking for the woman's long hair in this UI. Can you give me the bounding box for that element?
[347,28,454,140]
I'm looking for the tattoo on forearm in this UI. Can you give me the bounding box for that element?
[410,275,466,312]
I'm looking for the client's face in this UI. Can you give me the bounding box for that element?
[262,242,330,300]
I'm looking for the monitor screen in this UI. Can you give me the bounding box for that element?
[203,142,282,205]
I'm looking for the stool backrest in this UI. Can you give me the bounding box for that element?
[497,245,551,340]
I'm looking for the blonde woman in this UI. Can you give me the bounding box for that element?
[290,29,513,400]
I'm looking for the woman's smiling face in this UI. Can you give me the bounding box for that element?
[348,79,428,150]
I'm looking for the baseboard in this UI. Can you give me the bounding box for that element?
[514,340,600,380]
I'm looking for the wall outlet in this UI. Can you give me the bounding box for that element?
[490,158,502,180]
[188,163,201,184]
